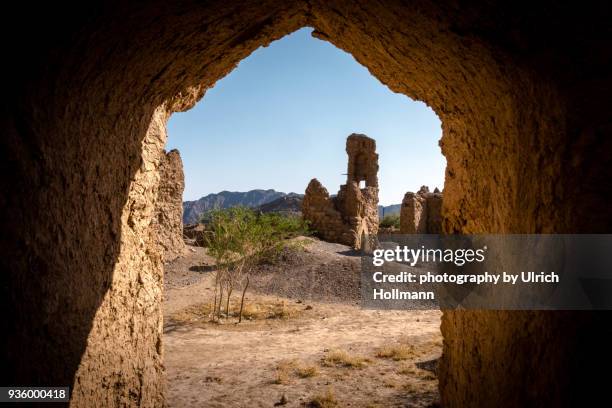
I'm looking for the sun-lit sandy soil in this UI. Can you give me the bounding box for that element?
[163,239,442,407]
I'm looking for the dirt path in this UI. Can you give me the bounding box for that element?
[163,239,442,407]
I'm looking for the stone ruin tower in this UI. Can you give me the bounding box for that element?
[400,185,443,234]
[302,134,379,249]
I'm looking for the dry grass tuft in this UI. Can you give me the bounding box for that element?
[169,303,214,324]
[397,362,437,381]
[274,360,294,384]
[170,299,302,325]
[397,364,417,375]
[289,236,316,250]
[375,343,415,361]
[274,359,319,384]
[309,387,338,408]
[241,300,301,320]
[403,382,419,394]
[419,371,437,381]
[382,377,399,388]
[322,349,369,368]
[402,377,438,395]
[296,364,319,378]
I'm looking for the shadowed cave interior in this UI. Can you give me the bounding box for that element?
[2,1,612,407]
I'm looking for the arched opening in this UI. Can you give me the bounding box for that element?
[3,2,610,408]
[161,27,445,406]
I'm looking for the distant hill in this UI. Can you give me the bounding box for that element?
[378,204,401,219]
[183,189,401,223]
[183,189,293,224]
[256,193,304,215]
[258,196,400,219]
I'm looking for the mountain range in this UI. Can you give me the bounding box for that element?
[183,189,289,224]
[183,189,400,224]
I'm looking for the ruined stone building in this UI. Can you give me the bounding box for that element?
[152,149,186,262]
[400,186,443,234]
[302,134,379,249]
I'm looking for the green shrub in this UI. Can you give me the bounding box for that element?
[379,213,400,229]
[198,210,213,224]
[204,207,311,322]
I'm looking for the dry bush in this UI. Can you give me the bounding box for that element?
[322,349,369,368]
[375,343,415,361]
[274,359,319,384]
[309,387,338,408]
[240,300,301,320]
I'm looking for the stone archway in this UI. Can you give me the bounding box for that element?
[2,1,611,407]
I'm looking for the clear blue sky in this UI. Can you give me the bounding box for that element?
[166,28,445,205]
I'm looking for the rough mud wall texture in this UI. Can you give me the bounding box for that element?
[152,149,186,263]
[1,2,309,406]
[302,134,379,249]
[400,186,443,234]
[69,106,169,406]
[2,1,611,407]
[305,3,612,407]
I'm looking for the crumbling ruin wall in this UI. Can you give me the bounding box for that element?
[400,187,428,234]
[2,1,611,407]
[400,186,443,234]
[302,134,379,249]
[302,179,355,245]
[152,149,186,262]
[426,192,443,234]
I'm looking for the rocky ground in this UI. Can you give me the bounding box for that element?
[163,237,442,407]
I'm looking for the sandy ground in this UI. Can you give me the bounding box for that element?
[164,239,442,407]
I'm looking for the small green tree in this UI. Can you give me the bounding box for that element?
[205,208,310,322]
[252,212,310,264]
[379,213,400,229]
[205,207,252,320]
